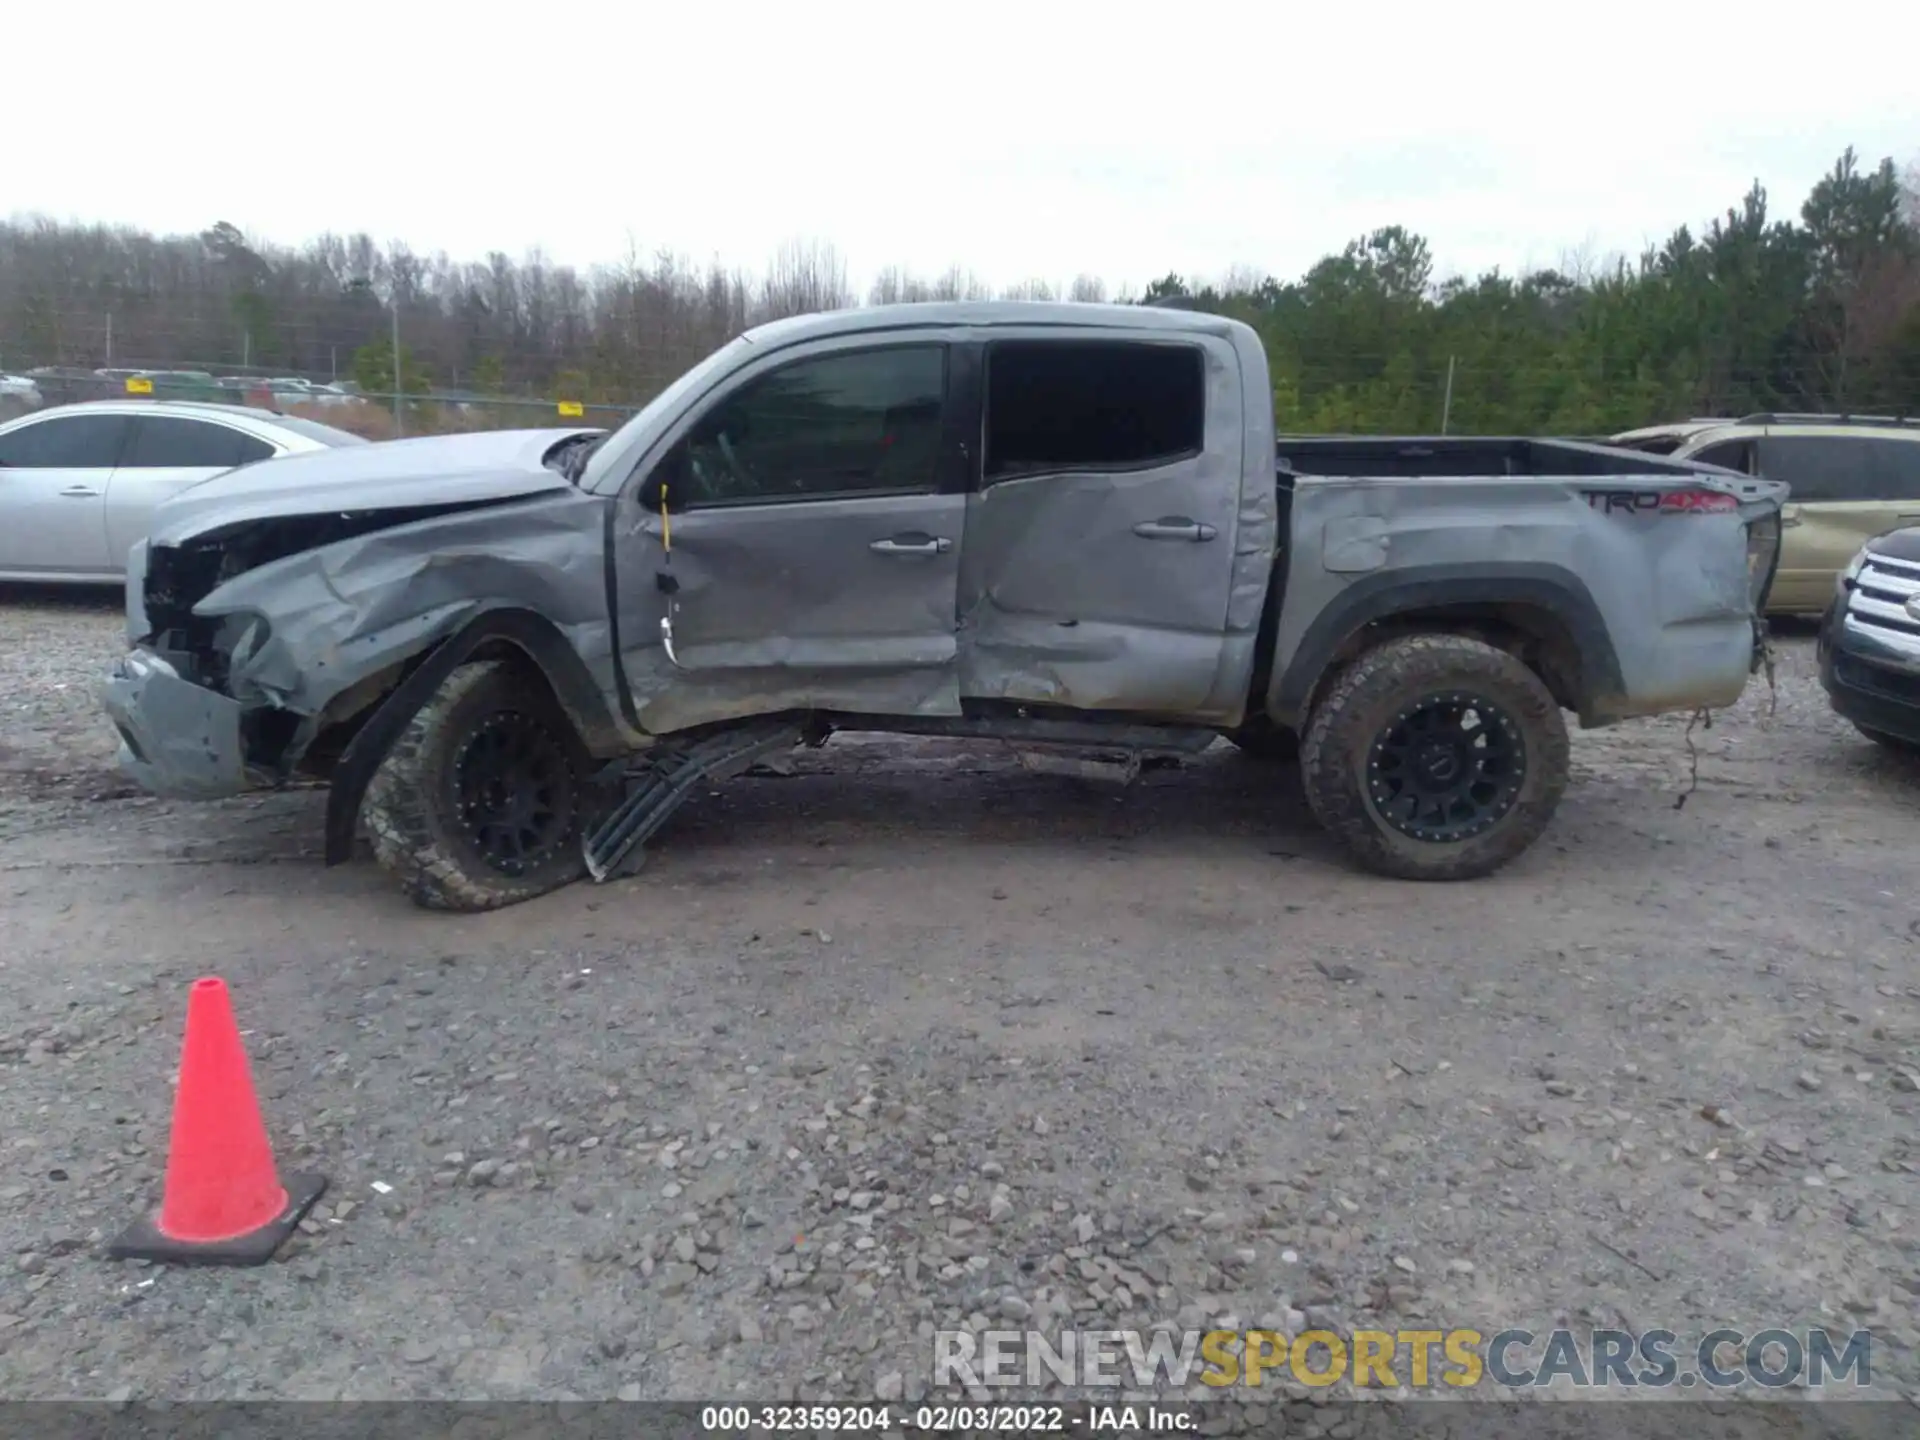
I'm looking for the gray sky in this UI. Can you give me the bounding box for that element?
[11,1,1915,293]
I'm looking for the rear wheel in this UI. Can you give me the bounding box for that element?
[1299,634,1569,881]
[1855,723,1920,757]
[363,660,592,911]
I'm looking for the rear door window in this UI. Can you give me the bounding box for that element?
[0,414,131,467]
[1862,437,1920,500]
[1755,434,1920,501]
[121,416,275,469]
[982,341,1205,483]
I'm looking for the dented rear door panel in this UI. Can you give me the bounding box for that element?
[954,328,1272,722]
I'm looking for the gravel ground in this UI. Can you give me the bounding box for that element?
[0,584,1917,1415]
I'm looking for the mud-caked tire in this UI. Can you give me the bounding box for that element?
[362,659,592,911]
[1299,634,1569,882]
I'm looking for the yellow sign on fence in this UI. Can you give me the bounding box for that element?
[557,400,584,418]
[125,376,153,395]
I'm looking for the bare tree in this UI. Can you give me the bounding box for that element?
[761,240,852,321]
[1067,273,1108,303]
[929,266,992,302]
[868,267,943,306]
[1214,264,1268,298]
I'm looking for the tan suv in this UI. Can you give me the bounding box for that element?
[1609,414,1920,614]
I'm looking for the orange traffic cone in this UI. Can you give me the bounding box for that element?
[109,977,325,1265]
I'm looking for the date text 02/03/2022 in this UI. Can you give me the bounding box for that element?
[700,1404,1107,1431]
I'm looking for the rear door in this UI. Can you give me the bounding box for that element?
[610,339,968,733]
[105,415,277,564]
[1754,433,1920,612]
[955,335,1243,718]
[0,412,132,575]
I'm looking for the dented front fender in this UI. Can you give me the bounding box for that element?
[182,491,625,729]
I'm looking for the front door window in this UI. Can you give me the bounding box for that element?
[672,346,947,507]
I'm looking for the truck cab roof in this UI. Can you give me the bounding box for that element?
[738,301,1245,349]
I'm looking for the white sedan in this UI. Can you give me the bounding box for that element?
[0,399,366,583]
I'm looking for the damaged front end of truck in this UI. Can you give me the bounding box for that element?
[100,428,628,836]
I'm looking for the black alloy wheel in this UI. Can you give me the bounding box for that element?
[1364,690,1526,843]
[452,710,576,876]
[1299,634,1570,882]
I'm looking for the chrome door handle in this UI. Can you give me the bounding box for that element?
[870,535,951,555]
[60,485,102,497]
[1133,518,1217,541]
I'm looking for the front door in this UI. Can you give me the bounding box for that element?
[611,340,967,735]
[955,336,1244,719]
[0,411,131,576]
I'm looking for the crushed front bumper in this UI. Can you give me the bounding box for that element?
[99,649,258,800]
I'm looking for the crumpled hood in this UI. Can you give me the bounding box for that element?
[147,427,600,546]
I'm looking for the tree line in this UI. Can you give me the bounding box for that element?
[1,145,1914,436]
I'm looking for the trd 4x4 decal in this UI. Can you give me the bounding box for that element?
[1581,488,1738,515]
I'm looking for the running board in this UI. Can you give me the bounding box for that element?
[582,721,804,882]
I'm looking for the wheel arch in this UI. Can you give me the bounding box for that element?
[321,607,625,867]
[1268,564,1624,729]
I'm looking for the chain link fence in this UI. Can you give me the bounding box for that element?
[0,365,641,436]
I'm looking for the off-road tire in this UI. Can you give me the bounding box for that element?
[1299,634,1569,882]
[1855,723,1920,757]
[363,659,592,911]
[1228,721,1300,762]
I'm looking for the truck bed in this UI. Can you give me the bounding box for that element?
[1275,436,1718,480]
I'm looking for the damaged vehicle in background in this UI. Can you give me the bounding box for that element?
[102,303,1785,912]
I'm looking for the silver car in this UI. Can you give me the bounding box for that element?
[0,399,366,583]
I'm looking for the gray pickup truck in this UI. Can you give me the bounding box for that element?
[101,302,1786,910]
